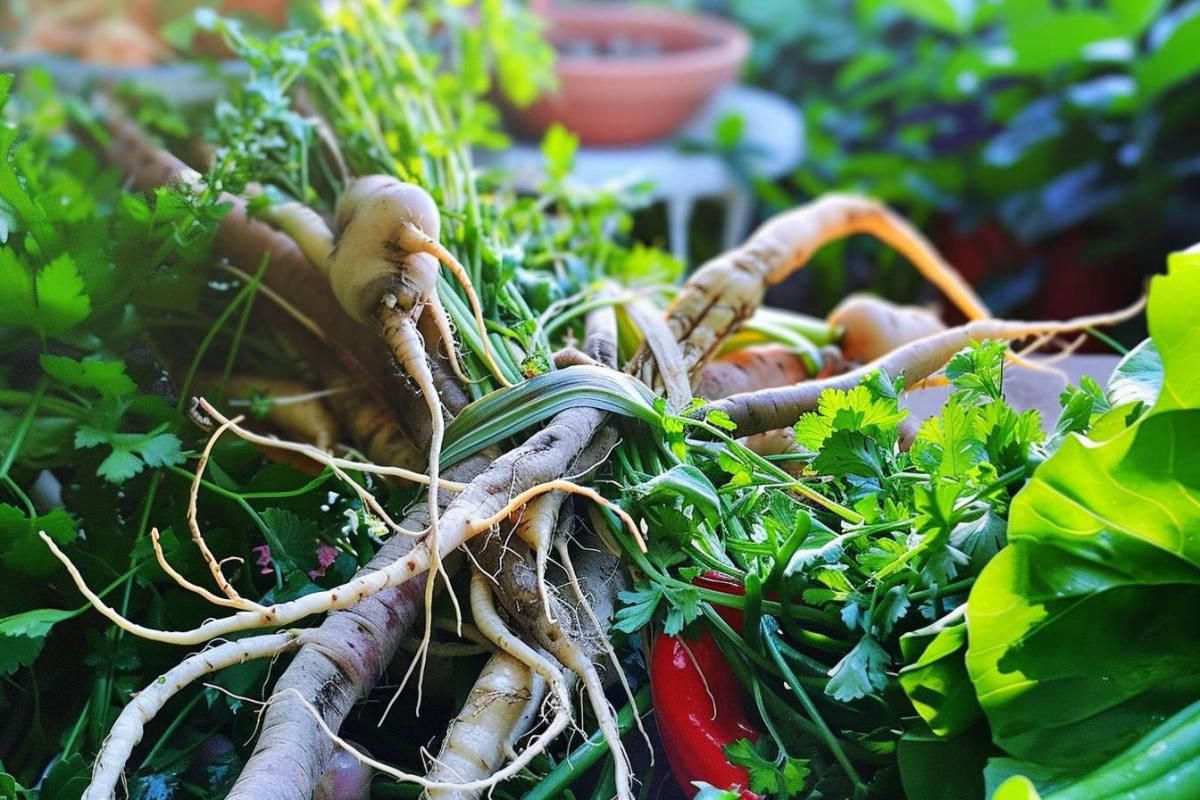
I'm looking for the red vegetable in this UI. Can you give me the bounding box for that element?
[651,572,762,800]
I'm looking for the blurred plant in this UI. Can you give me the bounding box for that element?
[694,0,1200,316]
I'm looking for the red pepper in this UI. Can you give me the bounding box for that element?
[651,572,762,800]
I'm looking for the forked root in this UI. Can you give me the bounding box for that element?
[149,527,261,611]
[271,573,573,796]
[41,478,642,645]
[378,303,461,712]
[513,491,568,623]
[83,631,305,800]
[632,193,992,389]
[393,220,513,387]
[188,413,255,605]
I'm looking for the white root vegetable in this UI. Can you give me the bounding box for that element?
[513,492,569,623]
[329,176,509,385]
[827,293,946,363]
[631,193,990,389]
[622,294,692,410]
[379,303,458,709]
[83,632,305,800]
[424,651,548,800]
[41,479,642,646]
[708,299,1147,437]
[270,571,572,795]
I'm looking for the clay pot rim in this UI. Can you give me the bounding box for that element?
[544,4,750,79]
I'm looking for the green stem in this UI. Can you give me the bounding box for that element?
[763,619,867,793]
[178,258,267,413]
[0,388,82,418]
[683,417,862,523]
[0,379,45,480]
[217,253,268,404]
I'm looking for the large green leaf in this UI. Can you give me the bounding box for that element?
[441,365,661,467]
[899,606,982,738]
[1137,12,1200,101]
[1148,251,1200,411]
[968,409,1200,767]
[897,721,991,800]
[1105,338,1160,409]
[966,257,1200,771]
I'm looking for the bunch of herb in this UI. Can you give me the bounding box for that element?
[601,338,1073,798]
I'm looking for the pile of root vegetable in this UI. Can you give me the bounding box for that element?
[4,5,1200,800]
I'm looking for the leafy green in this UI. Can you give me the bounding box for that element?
[967,257,1200,773]
[38,355,136,397]
[725,738,811,798]
[0,608,76,677]
[825,634,889,701]
[614,582,701,637]
[0,250,90,338]
[75,422,184,484]
[898,606,980,737]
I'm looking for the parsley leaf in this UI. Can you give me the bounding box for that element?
[911,397,986,477]
[826,634,890,701]
[613,581,702,636]
[0,249,90,338]
[38,354,136,397]
[945,340,1007,403]
[725,738,811,798]
[794,374,906,451]
[75,423,184,484]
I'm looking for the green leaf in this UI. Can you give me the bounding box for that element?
[541,123,578,183]
[826,634,889,701]
[811,430,888,482]
[1137,12,1200,101]
[0,250,90,338]
[75,424,184,484]
[946,340,1008,403]
[992,776,1042,800]
[999,699,1200,799]
[613,584,662,634]
[0,503,76,580]
[911,397,986,478]
[1005,12,1122,73]
[662,585,702,636]
[794,379,906,450]
[897,721,991,800]
[725,738,810,797]
[0,607,77,677]
[1108,0,1169,35]
[39,754,92,800]
[967,411,1200,769]
[627,465,721,530]
[442,365,661,467]
[899,606,982,737]
[1105,339,1161,410]
[39,354,136,397]
[965,251,1200,771]
[1148,252,1200,411]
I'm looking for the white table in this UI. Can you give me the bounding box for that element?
[482,85,804,262]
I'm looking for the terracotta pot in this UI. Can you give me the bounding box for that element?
[511,4,749,146]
